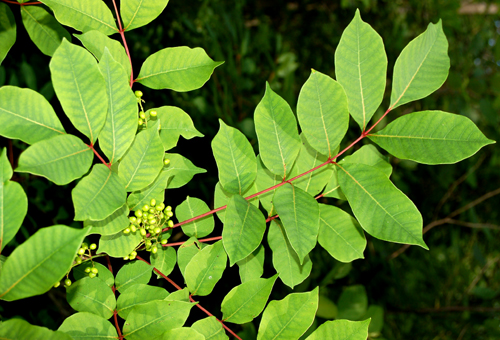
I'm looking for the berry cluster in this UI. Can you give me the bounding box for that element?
[134,90,157,128]
[54,242,98,288]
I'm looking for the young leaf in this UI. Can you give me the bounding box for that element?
[40,0,118,35]
[337,284,368,320]
[297,70,349,155]
[0,86,65,144]
[1,318,72,340]
[318,204,366,263]
[98,48,137,164]
[127,169,170,212]
[213,180,259,223]
[73,262,114,288]
[236,244,265,283]
[177,237,206,278]
[97,231,142,258]
[0,225,89,301]
[151,245,176,279]
[305,319,370,340]
[176,196,214,238]
[21,6,70,56]
[158,327,205,340]
[254,83,301,179]
[273,183,319,264]
[337,162,428,249]
[192,316,229,340]
[85,204,130,236]
[163,153,206,189]
[212,119,257,195]
[223,194,266,266]
[368,111,495,164]
[121,0,169,31]
[66,276,116,319]
[0,3,15,65]
[115,260,153,292]
[390,20,449,109]
[136,46,223,91]
[58,312,118,340]
[257,287,319,340]
[50,39,108,143]
[116,283,169,319]
[185,240,227,296]
[334,9,387,130]
[221,274,278,324]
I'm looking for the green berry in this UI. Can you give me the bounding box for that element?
[138,118,144,125]
[130,251,137,257]
[89,272,97,279]
[75,257,82,265]
[135,210,143,218]
[90,243,97,250]
[136,218,142,224]
[123,228,131,234]
[167,211,174,218]
[53,281,61,288]
[165,205,172,212]
[161,239,168,245]
[78,248,85,255]
[142,205,150,212]
[123,256,130,260]
[159,212,164,219]
[146,240,152,247]
[130,225,137,233]
[155,205,163,211]
[149,208,155,214]
[64,278,72,287]
[81,243,88,250]
[84,267,91,273]
[150,110,158,117]
[154,227,161,234]
[167,220,174,228]
[150,199,156,207]
[140,228,147,236]
[152,246,158,254]
[140,111,146,120]
[91,267,98,274]
[164,158,170,166]
[129,216,137,223]
[143,212,149,219]
[135,90,143,98]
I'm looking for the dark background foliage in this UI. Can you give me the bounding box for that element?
[1,0,499,339]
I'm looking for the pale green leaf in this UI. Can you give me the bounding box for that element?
[136,46,223,91]
[236,244,265,283]
[176,196,214,238]
[121,0,169,31]
[335,9,387,130]
[0,318,72,340]
[151,245,176,279]
[192,316,229,340]
[337,285,368,320]
[255,155,281,216]
[50,39,108,143]
[390,20,449,109]
[157,327,205,340]
[0,3,15,65]
[115,260,152,292]
[127,169,170,212]
[58,312,118,340]
[213,180,259,223]
[117,283,169,319]
[0,225,89,301]
[340,144,392,177]
[254,83,301,178]
[73,262,114,288]
[305,319,370,340]
[85,204,130,236]
[257,287,318,340]
[66,276,116,319]
[165,287,190,302]
[163,153,206,189]
[177,237,205,278]
[0,86,65,144]
[21,6,70,56]
[97,231,142,258]
[368,110,495,164]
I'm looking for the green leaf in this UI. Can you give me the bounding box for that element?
[121,0,169,31]
[341,144,392,177]
[136,46,223,91]
[50,39,108,143]
[148,106,203,151]
[334,9,387,130]
[163,153,206,189]
[322,168,343,199]
[97,231,142,258]
[122,300,194,340]
[273,184,319,264]
[175,196,214,238]
[257,287,318,340]
[368,111,495,164]
[40,0,118,35]
[236,244,265,283]
[115,260,152,292]
[213,180,259,223]
[337,162,428,249]
[75,30,131,80]
[268,220,312,289]
[165,287,190,302]
[21,6,71,56]
[66,276,116,319]
[73,262,114,288]
[222,274,278,324]
[254,83,301,179]
[255,155,281,216]
[117,283,169,319]
[305,319,370,340]
[297,70,349,155]
[192,316,229,340]
[98,48,137,164]
[157,327,205,340]
[362,305,384,334]
[0,318,72,340]
[212,119,257,195]
[0,86,65,144]
[58,312,118,340]
[72,164,127,221]
[0,225,89,301]
[390,20,449,109]
[118,121,164,192]
[177,237,205,278]
[223,194,266,266]
[0,149,28,252]
[318,204,366,263]
[337,285,368,320]
[85,204,130,236]
[151,245,176,279]
[0,3,15,65]
[185,240,227,296]
[317,294,338,319]
[15,134,93,185]
[127,169,169,212]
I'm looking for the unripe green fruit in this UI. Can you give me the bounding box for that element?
[140,228,147,236]
[150,198,156,207]
[90,243,97,250]
[91,267,98,274]
[85,267,91,273]
[138,118,144,125]
[149,219,157,225]
[64,278,72,287]
[136,218,142,224]
[123,228,131,234]
[164,159,170,166]
[135,210,143,218]
[81,243,88,250]
[155,205,163,211]
[134,90,143,98]
[130,251,137,257]
[89,272,97,279]
[154,227,161,234]
[165,205,172,212]
[140,112,146,120]
[142,205,150,212]
[150,110,158,117]
[152,246,158,254]
[146,240,152,247]
[129,216,137,223]
[149,208,155,214]
[130,225,137,233]
[75,257,82,265]
[78,248,85,255]
[161,239,168,245]
[53,281,61,288]
[166,211,173,218]
[123,256,129,260]
[159,212,164,219]
[167,220,174,228]
[143,212,149,219]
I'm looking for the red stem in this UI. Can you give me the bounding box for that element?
[162,236,222,247]
[111,0,134,87]
[1,0,41,5]
[106,256,124,340]
[87,144,111,169]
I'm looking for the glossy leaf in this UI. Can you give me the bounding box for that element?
[0,86,65,144]
[21,6,70,56]
[176,196,214,238]
[98,49,137,163]
[273,183,319,264]
[340,144,392,177]
[127,169,170,211]
[212,119,257,195]
[136,46,223,91]
[318,204,366,263]
[337,162,428,249]
[255,155,281,216]
[0,225,89,301]
[115,260,152,292]
[368,110,495,164]
[85,204,129,236]
[223,194,266,266]
[297,70,349,155]
[122,300,194,340]
[121,0,169,31]
[40,0,117,35]
[390,20,449,109]
[222,275,278,324]
[151,245,176,279]
[58,312,118,340]
[254,82,301,178]
[98,231,142,258]
[335,9,387,130]
[158,327,205,340]
[177,237,205,278]
[117,283,169,319]
[185,240,227,296]
[214,180,259,223]
[73,262,114,288]
[236,244,265,283]
[50,39,108,144]
[337,285,368,320]
[0,3,15,65]
[192,316,229,340]
[268,220,312,289]
[257,287,318,340]
[163,153,206,189]
[0,318,72,340]
[66,276,116,319]
[118,121,164,192]
[305,319,370,340]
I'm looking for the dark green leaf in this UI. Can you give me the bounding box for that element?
[337,285,368,320]
[0,3,15,65]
